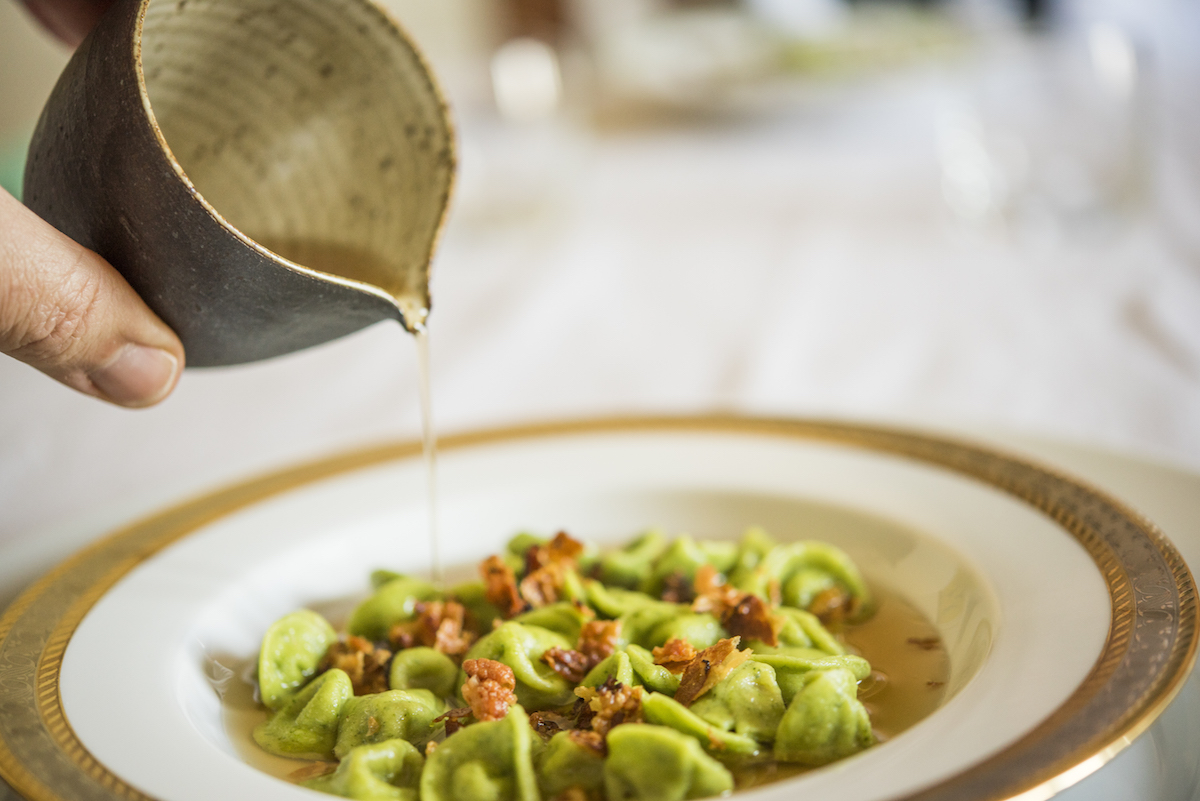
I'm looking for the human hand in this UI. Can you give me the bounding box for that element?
[20,0,115,47]
[7,0,183,407]
[1,187,184,407]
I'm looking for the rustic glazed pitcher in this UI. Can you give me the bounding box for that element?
[24,0,455,366]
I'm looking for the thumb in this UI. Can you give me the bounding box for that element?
[19,0,116,47]
[1,188,184,407]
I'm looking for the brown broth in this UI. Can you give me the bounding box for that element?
[844,585,951,743]
[732,584,950,789]
[252,238,421,311]
[221,661,329,781]
[223,582,950,790]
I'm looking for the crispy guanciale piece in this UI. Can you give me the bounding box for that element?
[319,636,392,696]
[577,619,621,668]
[519,561,564,608]
[461,658,518,722]
[433,601,477,656]
[526,531,586,573]
[433,706,473,737]
[542,647,592,683]
[690,564,781,646]
[548,530,586,561]
[660,571,694,604]
[568,729,607,756]
[652,638,698,674]
[690,564,745,618]
[529,709,574,738]
[810,586,857,628]
[691,563,721,597]
[572,695,596,730]
[481,556,527,618]
[574,677,643,737]
[673,636,751,708]
[389,600,477,657]
[519,531,586,608]
[721,593,780,647]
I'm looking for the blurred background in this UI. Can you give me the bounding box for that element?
[2,0,1200,549]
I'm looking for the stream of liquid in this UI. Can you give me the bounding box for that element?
[252,237,443,584]
[413,325,442,586]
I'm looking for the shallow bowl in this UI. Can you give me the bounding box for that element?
[0,417,1193,801]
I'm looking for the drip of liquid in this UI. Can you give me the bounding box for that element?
[255,238,440,582]
[413,324,442,586]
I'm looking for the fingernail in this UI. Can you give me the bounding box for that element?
[91,344,180,406]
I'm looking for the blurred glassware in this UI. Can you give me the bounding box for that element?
[1082,0,1200,267]
[775,5,963,75]
[374,0,502,112]
[491,37,564,122]
[567,0,667,43]
[744,0,847,40]
[936,19,1148,242]
[589,7,780,111]
[568,0,963,120]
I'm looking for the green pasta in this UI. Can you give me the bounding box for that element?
[641,693,763,759]
[581,651,635,688]
[512,601,594,642]
[604,725,734,800]
[254,668,352,759]
[347,576,442,641]
[619,603,726,650]
[639,535,713,597]
[598,530,669,589]
[334,690,446,758]
[420,706,540,801]
[251,527,898,800]
[536,731,605,798]
[460,622,577,709]
[303,739,424,800]
[688,660,785,743]
[774,668,875,765]
[257,609,337,711]
[624,644,681,694]
[389,647,460,698]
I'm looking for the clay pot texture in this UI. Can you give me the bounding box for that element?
[24,0,455,366]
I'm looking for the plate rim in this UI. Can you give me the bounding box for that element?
[0,415,1195,801]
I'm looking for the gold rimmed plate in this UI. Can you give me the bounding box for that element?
[0,416,1195,801]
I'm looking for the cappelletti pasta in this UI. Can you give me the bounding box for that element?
[251,528,882,800]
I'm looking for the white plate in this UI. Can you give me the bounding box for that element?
[0,418,1194,801]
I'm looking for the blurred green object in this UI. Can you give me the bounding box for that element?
[0,132,30,200]
[779,6,965,76]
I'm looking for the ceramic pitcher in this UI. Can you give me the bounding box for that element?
[23,0,455,366]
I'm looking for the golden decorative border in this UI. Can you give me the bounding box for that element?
[0,416,1195,801]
